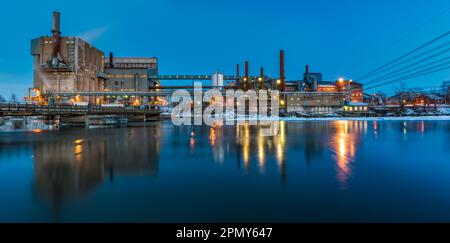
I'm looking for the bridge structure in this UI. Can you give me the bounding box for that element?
[148,74,265,81]
[0,103,160,117]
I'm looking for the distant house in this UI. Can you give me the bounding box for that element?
[387,92,445,106]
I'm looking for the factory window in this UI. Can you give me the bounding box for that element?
[114,81,119,86]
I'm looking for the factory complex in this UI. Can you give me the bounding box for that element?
[28,11,364,115]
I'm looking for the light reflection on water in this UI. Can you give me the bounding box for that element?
[0,120,449,222]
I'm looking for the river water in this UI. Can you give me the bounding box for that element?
[0,119,449,222]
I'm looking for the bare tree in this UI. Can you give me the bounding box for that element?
[0,95,6,103]
[395,82,408,108]
[442,81,450,104]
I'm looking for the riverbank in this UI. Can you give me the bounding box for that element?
[1,115,450,132]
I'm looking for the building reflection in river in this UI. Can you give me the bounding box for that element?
[32,125,160,221]
[233,122,287,181]
[330,121,366,189]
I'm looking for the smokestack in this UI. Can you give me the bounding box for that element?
[260,67,264,89]
[110,52,114,68]
[236,64,240,78]
[305,64,309,75]
[51,11,61,59]
[52,11,61,36]
[280,50,285,91]
[245,61,249,91]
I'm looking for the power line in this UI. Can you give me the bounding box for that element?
[349,60,450,93]
[364,64,450,91]
[363,54,450,85]
[356,31,450,81]
[359,40,450,84]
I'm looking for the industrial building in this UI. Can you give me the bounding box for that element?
[29,11,362,115]
[30,12,158,104]
[31,12,105,103]
[104,54,158,92]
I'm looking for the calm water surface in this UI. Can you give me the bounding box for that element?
[0,120,449,222]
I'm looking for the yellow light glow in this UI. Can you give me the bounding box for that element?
[277,79,281,84]
[134,100,140,106]
[32,129,43,133]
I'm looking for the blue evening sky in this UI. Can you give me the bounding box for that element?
[0,0,449,99]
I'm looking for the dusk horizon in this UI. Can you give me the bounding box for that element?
[1,0,450,239]
[1,0,450,99]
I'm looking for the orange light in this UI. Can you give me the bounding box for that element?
[32,129,43,133]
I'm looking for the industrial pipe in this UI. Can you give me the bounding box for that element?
[110,52,114,68]
[51,11,61,58]
[280,50,285,91]
[260,67,264,89]
[245,61,249,91]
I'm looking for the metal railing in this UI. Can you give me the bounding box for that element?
[0,103,160,116]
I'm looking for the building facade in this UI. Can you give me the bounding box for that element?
[31,12,158,104]
[104,56,158,91]
[31,12,105,103]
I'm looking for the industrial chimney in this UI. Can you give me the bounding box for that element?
[52,11,61,36]
[110,52,114,68]
[236,64,240,78]
[245,61,249,91]
[260,67,264,89]
[280,50,285,91]
[48,11,65,68]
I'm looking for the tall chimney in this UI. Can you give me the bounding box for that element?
[245,61,249,91]
[280,50,285,91]
[52,11,61,36]
[236,64,240,78]
[51,11,61,59]
[110,52,114,68]
[260,67,264,89]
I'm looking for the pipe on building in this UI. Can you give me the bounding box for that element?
[52,11,61,35]
[51,11,61,58]
[110,52,114,68]
[245,61,249,91]
[280,50,285,91]
[260,67,264,89]
[236,64,240,78]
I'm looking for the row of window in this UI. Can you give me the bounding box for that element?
[43,41,76,44]
[112,64,154,68]
[351,93,363,97]
[344,106,368,112]
[107,74,147,79]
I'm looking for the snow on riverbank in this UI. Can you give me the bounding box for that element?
[236,115,450,122]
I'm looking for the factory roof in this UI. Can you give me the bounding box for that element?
[105,57,157,64]
[318,81,336,86]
